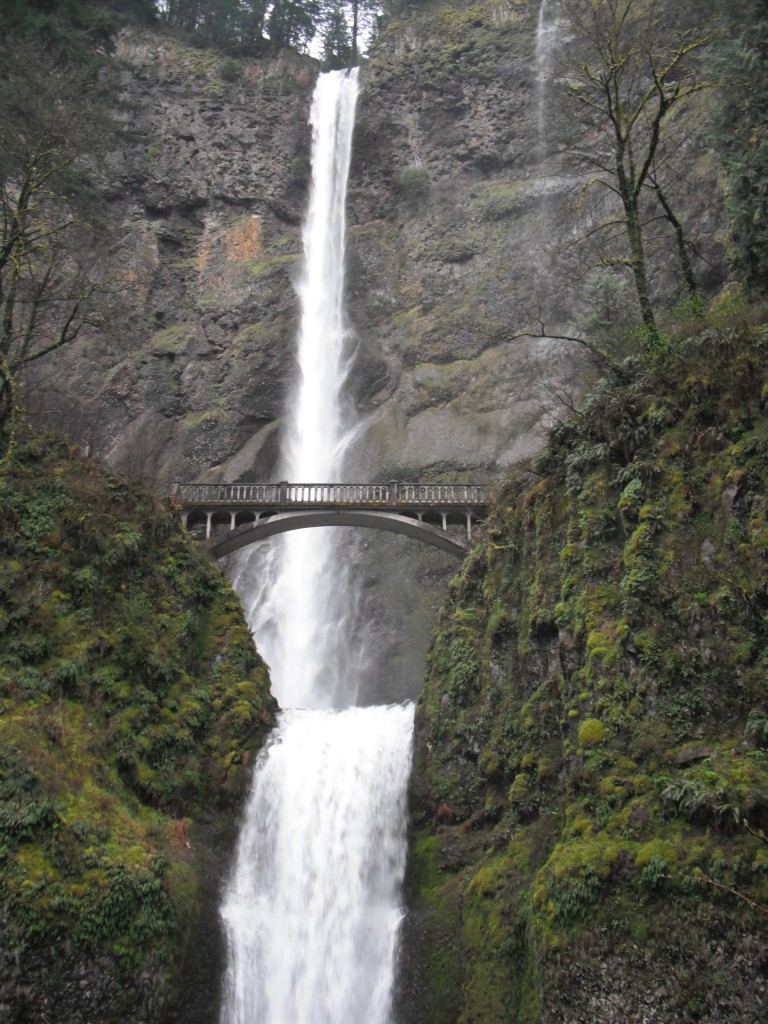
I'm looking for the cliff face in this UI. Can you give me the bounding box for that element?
[0,434,275,1024]
[7,3,762,1021]
[25,0,732,707]
[395,322,768,1023]
[34,31,316,484]
[32,0,726,487]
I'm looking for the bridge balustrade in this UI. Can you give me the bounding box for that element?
[173,481,492,508]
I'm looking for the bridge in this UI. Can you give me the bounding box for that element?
[173,481,493,558]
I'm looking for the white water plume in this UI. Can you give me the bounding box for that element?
[235,68,362,712]
[536,0,559,159]
[534,0,566,299]
[220,704,414,1024]
[220,68,415,1024]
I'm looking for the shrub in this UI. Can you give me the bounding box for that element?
[396,165,429,200]
[219,57,241,82]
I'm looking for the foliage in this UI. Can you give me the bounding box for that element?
[321,0,353,67]
[219,54,243,79]
[409,317,768,1021]
[571,267,638,355]
[0,0,122,63]
[0,431,274,1017]
[746,709,768,750]
[709,2,768,291]
[396,165,430,201]
[156,0,381,59]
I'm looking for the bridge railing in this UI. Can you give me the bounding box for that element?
[394,483,489,504]
[175,483,282,504]
[172,481,492,507]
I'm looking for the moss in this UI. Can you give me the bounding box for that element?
[408,323,768,1020]
[470,179,534,222]
[0,432,275,1016]
[635,838,679,869]
[244,252,300,276]
[148,323,196,356]
[577,718,606,747]
[183,406,226,429]
[406,834,465,1022]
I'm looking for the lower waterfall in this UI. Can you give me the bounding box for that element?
[219,705,414,1024]
[218,68,415,1024]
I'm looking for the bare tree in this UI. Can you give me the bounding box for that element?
[0,46,114,461]
[561,0,711,349]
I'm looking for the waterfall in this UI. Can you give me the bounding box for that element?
[535,0,558,159]
[219,69,415,1024]
[236,68,362,712]
[534,0,563,303]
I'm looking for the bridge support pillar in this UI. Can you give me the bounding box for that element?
[205,511,213,540]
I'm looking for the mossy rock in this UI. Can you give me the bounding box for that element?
[0,432,275,1021]
[406,322,768,1021]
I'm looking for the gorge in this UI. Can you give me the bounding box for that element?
[1,0,767,1022]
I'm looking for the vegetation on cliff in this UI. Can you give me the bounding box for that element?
[401,304,768,1023]
[0,433,274,1023]
[0,44,120,467]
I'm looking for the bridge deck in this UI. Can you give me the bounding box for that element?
[172,481,492,510]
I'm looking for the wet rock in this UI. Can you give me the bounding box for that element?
[721,482,739,517]
[700,537,716,570]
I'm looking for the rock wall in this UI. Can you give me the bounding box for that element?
[33,0,726,488]
[396,326,768,1023]
[24,0,731,713]
[27,0,728,502]
[34,31,316,484]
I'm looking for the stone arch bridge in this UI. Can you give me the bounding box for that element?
[173,481,493,558]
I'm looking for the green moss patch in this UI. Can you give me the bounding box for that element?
[408,322,768,1021]
[0,433,274,1019]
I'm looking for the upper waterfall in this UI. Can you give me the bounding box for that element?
[287,70,360,484]
[234,68,363,711]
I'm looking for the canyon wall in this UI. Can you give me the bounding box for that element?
[24,0,730,706]
[33,0,726,490]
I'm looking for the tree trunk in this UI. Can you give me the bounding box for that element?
[651,178,700,307]
[615,159,659,349]
[0,353,15,465]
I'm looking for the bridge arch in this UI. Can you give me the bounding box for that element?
[206,509,470,559]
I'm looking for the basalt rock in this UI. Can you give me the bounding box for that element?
[31,2,728,489]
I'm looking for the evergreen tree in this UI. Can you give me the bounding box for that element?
[344,0,381,63]
[154,0,383,59]
[266,0,320,51]
[322,0,353,68]
[711,2,768,291]
[0,0,121,61]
